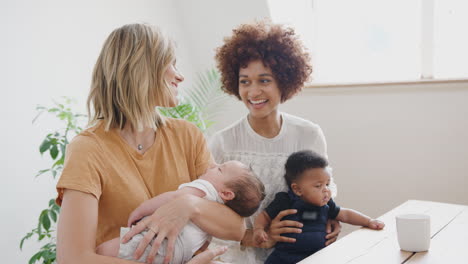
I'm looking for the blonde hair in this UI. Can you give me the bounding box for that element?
[87,23,176,131]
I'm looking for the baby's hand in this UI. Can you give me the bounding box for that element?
[367,219,385,230]
[253,228,269,246]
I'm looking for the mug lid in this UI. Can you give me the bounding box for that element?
[396,213,430,220]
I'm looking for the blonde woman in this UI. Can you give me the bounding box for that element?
[56,24,243,264]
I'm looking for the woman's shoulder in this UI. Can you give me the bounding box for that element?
[283,112,321,131]
[162,117,200,133]
[161,118,206,144]
[282,113,325,145]
[67,123,106,153]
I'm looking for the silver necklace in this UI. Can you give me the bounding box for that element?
[137,144,143,151]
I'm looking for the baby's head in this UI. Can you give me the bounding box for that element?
[204,161,265,217]
[285,150,331,206]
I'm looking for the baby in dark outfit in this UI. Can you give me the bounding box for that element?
[254,150,385,264]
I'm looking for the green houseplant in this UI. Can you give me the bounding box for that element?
[20,97,86,264]
[159,69,227,133]
[20,69,227,264]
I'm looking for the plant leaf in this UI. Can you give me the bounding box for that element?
[50,145,59,159]
[20,231,34,250]
[54,157,64,166]
[49,210,57,223]
[48,108,60,113]
[52,203,61,213]
[35,169,50,178]
[60,144,66,157]
[29,251,42,264]
[40,210,51,231]
[39,139,51,154]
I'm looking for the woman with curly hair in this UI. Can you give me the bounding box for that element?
[209,20,342,263]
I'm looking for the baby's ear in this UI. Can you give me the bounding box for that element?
[291,183,302,196]
[219,190,235,201]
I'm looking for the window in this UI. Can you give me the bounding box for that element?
[434,0,468,78]
[268,0,468,84]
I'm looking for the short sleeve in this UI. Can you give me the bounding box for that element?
[56,135,103,205]
[312,125,328,159]
[327,199,341,219]
[314,126,338,198]
[178,179,223,203]
[264,192,291,219]
[208,132,225,164]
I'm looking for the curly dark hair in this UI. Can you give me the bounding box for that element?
[284,150,328,188]
[215,20,312,102]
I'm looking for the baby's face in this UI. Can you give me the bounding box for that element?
[294,168,331,206]
[205,160,247,183]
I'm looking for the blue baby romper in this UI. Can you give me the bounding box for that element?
[265,190,340,264]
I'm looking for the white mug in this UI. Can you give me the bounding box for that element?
[396,214,431,252]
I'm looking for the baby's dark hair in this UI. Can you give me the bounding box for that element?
[224,168,265,217]
[284,150,328,187]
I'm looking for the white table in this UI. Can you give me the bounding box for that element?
[299,200,468,264]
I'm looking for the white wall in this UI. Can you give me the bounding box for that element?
[284,82,468,213]
[1,1,193,262]
[174,0,270,74]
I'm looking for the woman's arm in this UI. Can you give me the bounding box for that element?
[122,194,244,264]
[56,189,138,264]
[127,187,206,227]
[127,191,176,227]
[191,196,245,241]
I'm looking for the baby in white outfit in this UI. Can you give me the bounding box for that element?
[97,161,265,264]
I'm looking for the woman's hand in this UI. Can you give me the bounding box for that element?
[127,208,145,228]
[325,219,342,246]
[267,209,303,243]
[121,194,196,264]
[187,246,228,264]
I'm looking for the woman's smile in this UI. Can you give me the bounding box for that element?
[248,99,269,109]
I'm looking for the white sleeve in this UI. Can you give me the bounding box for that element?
[313,125,338,198]
[208,132,225,164]
[178,179,220,203]
[312,125,328,159]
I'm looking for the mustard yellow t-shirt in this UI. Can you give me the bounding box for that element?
[56,118,212,245]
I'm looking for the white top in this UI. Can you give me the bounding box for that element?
[208,113,336,264]
[118,179,223,263]
[179,179,224,204]
[177,179,223,257]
